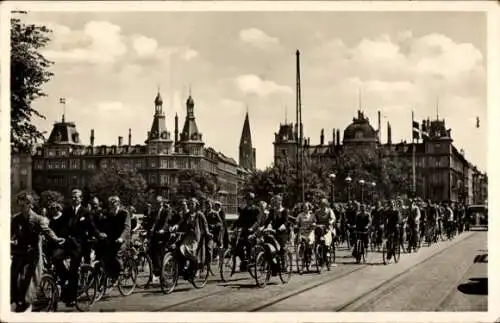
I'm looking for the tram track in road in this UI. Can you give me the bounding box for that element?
[334,232,477,312]
[248,232,475,312]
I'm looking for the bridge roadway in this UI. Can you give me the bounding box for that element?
[70,229,488,312]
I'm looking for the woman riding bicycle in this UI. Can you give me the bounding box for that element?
[296,202,316,248]
[170,198,212,279]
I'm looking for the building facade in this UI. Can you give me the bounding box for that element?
[274,110,488,204]
[31,92,255,216]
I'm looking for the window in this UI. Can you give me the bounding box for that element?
[160,175,169,185]
[150,174,157,183]
[101,159,108,169]
[35,161,44,169]
[70,159,80,169]
[136,159,144,168]
[150,159,157,168]
[161,159,168,169]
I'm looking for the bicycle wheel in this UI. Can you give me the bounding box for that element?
[394,239,401,263]
[355,240,362,264]
[93,261,107,302]
[191,259,210,289]
[160,252,178,294]
[381,240,388,265]
[34,274,59,312]
[118,256,138,296]
[253,247,270,288]
[314,244,322,273]
[362,241,368,264]
[135,252,153,289]
[76,264,98,312]
[279,251,293,284]
[219,248,234,282]
[330,242,336,267]
[295,242,305,275]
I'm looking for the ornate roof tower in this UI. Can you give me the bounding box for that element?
[145,90,173,154]
[178,93,204,155]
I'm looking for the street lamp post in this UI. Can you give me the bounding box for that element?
[329,173,336,205]
[359,179,366,203]
[345,176,352,201]
[371,181,376,204]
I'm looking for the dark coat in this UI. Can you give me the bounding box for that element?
[101,207,131,243]
[60,204,94,251]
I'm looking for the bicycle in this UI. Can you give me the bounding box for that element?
[35,251,98,312]
[382,228,401,265]
[295,225,316,274]
[251,228,293,288]
[130,231,153,289]
[159,231,211,294]
[314,224,335,272]
[353,230,369,264]
[93,239,138,301]
[219,228,257,282]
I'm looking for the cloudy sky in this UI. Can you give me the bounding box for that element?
[22,10,487,171]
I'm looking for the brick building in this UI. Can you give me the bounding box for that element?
[30,92,255,217]
[274,110,487,204]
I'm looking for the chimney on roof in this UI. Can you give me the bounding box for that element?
[128,128,131,146]
[118,136,123,147]
[90,129,95,147]
[332,128,336,146]
[320,129,324,146]
[336,129,340,146]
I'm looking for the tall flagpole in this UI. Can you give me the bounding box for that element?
[412,110,416,196]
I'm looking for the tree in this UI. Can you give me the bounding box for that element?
[172,170,219,203]
[87,163,148,208]
[39,190,64,210]
[11,11,54,153]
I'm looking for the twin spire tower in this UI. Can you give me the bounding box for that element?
[147,87,256,170]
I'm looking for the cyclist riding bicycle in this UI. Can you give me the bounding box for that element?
[296,202,316,247]
[371,201,385,247]
[259,194,290,268]
[232,192,260,271]
[352,204,371,258]
[407,199,421,250]
[11,192,65,312]
[314,199,336,263]
[384,200,402,260]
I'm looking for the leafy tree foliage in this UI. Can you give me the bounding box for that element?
[172,169,219,203]
[87,163,148,209]
[39,190,64,210]
[11,12,54,153]
[242,146,414,206]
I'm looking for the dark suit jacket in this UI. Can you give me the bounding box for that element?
[60,204,94,250]
[102,207,131,243]
[151,206,171,234]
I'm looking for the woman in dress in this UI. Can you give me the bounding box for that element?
[171,198,212,277]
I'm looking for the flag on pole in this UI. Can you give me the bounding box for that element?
[59,98,66,104]
[421,119,429,140]
[412,120,420,140]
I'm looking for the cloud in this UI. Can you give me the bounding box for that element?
[132,35,158,57]
[180,48,199,61]
[239,28,280,50]
[42,21,127,64]
[96,101,126,112]
[235,74,292,97]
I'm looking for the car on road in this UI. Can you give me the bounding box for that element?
[467,205,488,228]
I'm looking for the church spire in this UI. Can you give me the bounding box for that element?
[239,110,255,170]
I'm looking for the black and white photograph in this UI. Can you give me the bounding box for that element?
[1,1,497,321]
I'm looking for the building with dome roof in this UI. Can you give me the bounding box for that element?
[30,91,256,216]
[274,110,487,204]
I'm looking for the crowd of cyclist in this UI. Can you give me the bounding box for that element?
[10,188,473,312]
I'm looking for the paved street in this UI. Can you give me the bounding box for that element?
[65,228,487,312]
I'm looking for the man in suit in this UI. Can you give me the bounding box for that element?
[100,195,131,283]
[149,196,171,282]
[52,189,94,307]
